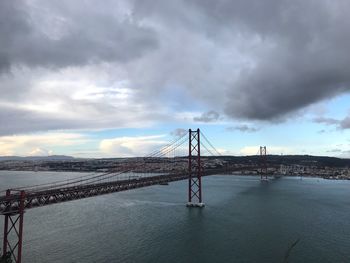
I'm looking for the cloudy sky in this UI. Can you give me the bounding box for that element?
[1,0,350,158]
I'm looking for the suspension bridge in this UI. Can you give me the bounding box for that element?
[0,129,269,263]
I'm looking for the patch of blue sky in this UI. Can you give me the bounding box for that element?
[323,93,350,118]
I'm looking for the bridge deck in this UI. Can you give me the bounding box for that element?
[0,166,265,215]
[0,173,189,215]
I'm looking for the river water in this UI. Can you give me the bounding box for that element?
[0,171,350,263]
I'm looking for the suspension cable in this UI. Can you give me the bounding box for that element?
[3,132,189,193]
[200,131,222,156]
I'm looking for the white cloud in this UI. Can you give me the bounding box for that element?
[0,64,172,135]
[216,148,236,156]
[28,147,53,156]
[99,135,168,157]
[0,133,87,156]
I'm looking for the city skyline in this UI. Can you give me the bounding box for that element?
[1,1,350,158]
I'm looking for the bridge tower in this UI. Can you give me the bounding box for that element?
[2,190,25,263]
[187,129,204,207]
[260,146,268,181]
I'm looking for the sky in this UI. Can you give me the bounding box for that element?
[0,0,350,158]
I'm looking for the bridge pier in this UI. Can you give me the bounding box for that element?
[2,190,25,263]
[260,146,268,181]
[187,129,205,208]
[186,202,205,208]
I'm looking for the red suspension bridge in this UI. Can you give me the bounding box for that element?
[0,129,269,263]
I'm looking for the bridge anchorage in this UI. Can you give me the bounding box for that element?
[187,129,204,208]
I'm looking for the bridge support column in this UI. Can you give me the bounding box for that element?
[187,129,204,207]
[260,146,268,181]
[2,190,25,263]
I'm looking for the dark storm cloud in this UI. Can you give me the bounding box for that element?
[219,2,350,120]
[226,125,259,133]
[130,0,350,120]
[0,1,157,73]
[193,111,220,123]
[2,0,350,136]
[180,0,350,120]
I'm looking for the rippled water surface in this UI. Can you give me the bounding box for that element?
[1,171,350,263]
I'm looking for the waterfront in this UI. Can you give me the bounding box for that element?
[1,171,350,263]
